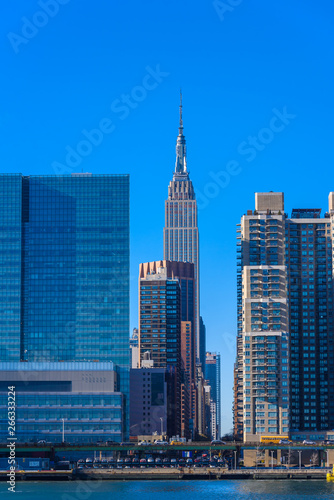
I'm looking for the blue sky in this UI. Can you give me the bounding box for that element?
[2,0,334,434]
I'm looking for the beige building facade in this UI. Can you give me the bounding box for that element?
[235,192,334,442]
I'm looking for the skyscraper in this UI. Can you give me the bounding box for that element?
[138,260,197,438]
[138,264,181,436]
[199,316,206,371]
[163,95,200,361]
[205,352,221,439]
[0,173,130,440]
[234,192,334,442]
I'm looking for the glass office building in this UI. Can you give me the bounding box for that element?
[0,174,23,361]
[0,174,130,438]
[205,352,221,439]
[0,362,123,443]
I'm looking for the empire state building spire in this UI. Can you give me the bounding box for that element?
[164,90,200,369]
[174,91,188,177]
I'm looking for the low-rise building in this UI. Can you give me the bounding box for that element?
[130,367,167,437]
[0,362,123,443]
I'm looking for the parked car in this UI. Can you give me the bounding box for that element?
[138,440,150,446]
[303,440,316,445]
[170,458,177,468]
[170,440,183,445]
[211,440,226,445]
[154,440,169,445]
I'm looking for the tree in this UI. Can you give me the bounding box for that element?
[310,452,318,466]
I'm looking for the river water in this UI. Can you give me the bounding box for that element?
[1,480,333,499]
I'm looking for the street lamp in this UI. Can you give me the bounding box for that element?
[62,418,65,443]
[271,450,274,469]
[234,450,237,470]
[298,450,302,470]
[160,417,163,436]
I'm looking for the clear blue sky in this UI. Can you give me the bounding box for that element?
[2,0,334,434]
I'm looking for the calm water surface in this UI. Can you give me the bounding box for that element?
[1,480,333,499]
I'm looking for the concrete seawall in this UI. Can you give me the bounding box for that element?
[0,468,329,481]
[77,468,328,480]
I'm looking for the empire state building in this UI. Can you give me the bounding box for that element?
[163,95,200,360]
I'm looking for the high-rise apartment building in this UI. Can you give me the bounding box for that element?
[234,192,334,442]
[195,362,206,436]
[138,264,181,436]
[0,173,130,440]
[205,352,221,439]
[203,382,212,438]
[163,95,201,362]
[139,260,197,437]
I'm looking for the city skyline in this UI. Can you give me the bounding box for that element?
[3,1,334,435]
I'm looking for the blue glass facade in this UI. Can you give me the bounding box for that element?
[205,352,221,438]
[0,393,123,443]
[0,362,124,443]
[0,174,130,437]
[0,175,22,361]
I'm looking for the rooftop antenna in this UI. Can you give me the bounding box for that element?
[179,88,183,132]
